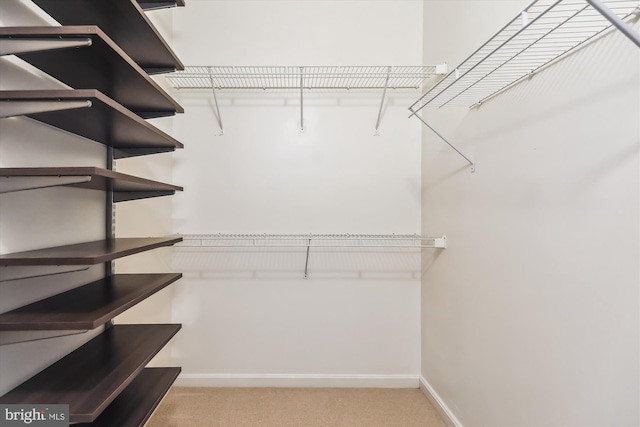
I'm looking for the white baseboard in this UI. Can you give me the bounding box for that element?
[175,373,420,388]
[419,376,463,427]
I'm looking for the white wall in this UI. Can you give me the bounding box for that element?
[170,0,426,386]
[421,1,640,426]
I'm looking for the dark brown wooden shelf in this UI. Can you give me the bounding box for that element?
[31,0,183,72]
[0,167,183,202]
[0,90,182,158]
[0,26,182,116]
[0,324,181,423]
[137,0,185,10]
[0,274,182,331]
[76,367,181,427]
[0,237,182,266]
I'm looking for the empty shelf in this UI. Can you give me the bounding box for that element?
[0,324,181,423]
[76,367,181,427]
[0,167,183,201]
[0,237,182,266]
[31,0,183,72]
[0,273,182,331]
[0,90,183,158]
[0,26,182,116]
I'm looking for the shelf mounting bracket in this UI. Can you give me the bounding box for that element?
[304,238,311,279]
[374,66,392,136]
[0,330,89,346]
[585,0,640,48]
[0,38,92,56]
[209,73,224,136]
[299,67,305,132]
[0,100,92,119]
[0,265,89,282]
[410,108,475,173]
[0,176,92,194]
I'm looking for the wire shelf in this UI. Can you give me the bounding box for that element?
[176,234,447,249]
[166,66,444,90]
[410,0,639,110]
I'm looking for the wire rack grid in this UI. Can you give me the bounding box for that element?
[166,66,443,90]
[409,0,639,110]
[176,234,447,249]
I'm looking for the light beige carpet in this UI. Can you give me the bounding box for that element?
[147,387,447,427]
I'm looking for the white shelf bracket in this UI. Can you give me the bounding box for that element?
[411,110,475,173]
[299,67,305,132]
[0,265,90,282]
[209,72,224,136]
[0,38,92,56]
[0,176,92,193]
[586,0,640,48]
[0,100,92,119]
[374,66,392,136]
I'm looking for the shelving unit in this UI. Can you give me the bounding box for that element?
[0,324,181,423]
[179,233,447,248]
[178,234,447,278]
[0,90,183,158]
[0,0,185,423]
[167,65,446,133]
[0,167,183,201]
[169,65,444,90]
[0,26,183,116]
[409,0,639,111]
[31,0,184,72]
[0,274,182,331]
[407,0,639,172]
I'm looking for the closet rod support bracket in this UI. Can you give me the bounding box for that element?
[304,238,311,279]
[209,72,224,136]
[374,66,392,135]
[410,109,475,173]
[299,67,305,132]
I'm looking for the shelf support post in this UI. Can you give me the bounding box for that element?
[0,38,92,56]
[411,109,475,173]
[374,66,392,136]
[299,67,305,132]
[209,72,224,135]
[585,0,640,48]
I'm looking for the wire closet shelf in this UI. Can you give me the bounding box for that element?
[176,234,447,249]
[409,0,640,111]
[166,66,444,90]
